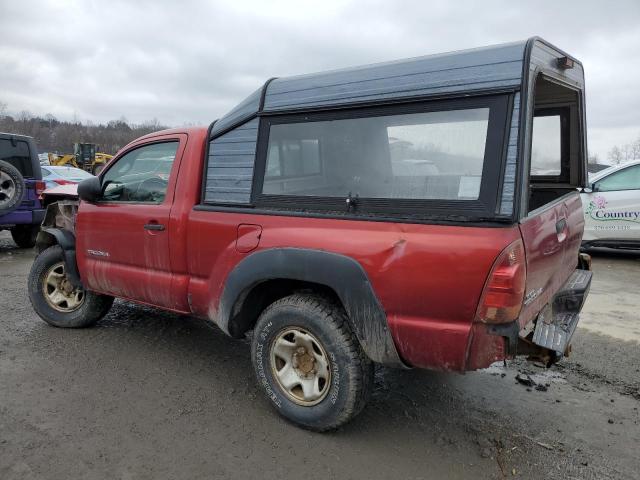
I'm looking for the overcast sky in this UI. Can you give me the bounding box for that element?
[1,0,639,161]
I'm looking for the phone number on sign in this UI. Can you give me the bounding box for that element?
[593,225,631,230]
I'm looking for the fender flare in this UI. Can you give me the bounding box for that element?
[218,248,406,367]
[36,228,82,288]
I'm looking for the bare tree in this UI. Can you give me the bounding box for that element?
[44,113,57,127]
[631,137,640,160]
[608,145,624,165]
[17,110,32,122]
[607,135,640,165]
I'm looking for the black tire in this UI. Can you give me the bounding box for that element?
[251,293,374,431]
[0,159,25,216]
[28,245,114,328]
[10,225,39,248]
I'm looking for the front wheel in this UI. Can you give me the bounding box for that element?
[28,245,114,328]
[10,225,39,248]
[251,293,374,431]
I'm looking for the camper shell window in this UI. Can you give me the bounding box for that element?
[531,107,570,181]
[527,75,585,213]
[253,95,509,218]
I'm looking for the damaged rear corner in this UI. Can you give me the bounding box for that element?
[485,267,592,368]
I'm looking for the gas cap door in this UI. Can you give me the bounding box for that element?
[236,224,262,253]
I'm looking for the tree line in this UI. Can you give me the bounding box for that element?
[3,100,638,165]
[0,101,168,155]
[608,136,640,165]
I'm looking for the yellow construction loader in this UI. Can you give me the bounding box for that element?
[48,143,113,174]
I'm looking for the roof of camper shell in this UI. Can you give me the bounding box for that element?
[211,37,583,137]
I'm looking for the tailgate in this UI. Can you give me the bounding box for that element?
[517,192,584,328]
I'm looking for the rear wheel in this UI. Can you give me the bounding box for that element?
[10,225,39,248]
[251,293,374,431]
[0,159,25,216]
[28,245,114,328]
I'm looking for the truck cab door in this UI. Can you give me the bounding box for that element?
[76,135,187,310]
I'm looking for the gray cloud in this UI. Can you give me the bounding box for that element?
[1,0,639,160]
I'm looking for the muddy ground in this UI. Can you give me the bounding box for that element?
[0,231,638,480]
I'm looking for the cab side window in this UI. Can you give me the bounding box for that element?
[101,142,178,203]
[595,165,640,192]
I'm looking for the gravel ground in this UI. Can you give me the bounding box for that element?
[0,231,638,480]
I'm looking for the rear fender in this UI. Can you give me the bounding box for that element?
[218,248,406,367]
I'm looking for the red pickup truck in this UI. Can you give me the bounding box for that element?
[29,38,592,430]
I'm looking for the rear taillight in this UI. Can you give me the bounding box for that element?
[476,239,526,324]
[35,180,46,196]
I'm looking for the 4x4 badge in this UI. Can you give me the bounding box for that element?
[524,287,542,305]
[87,249,110,257]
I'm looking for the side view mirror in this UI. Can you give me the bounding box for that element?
[591,182,599,192]
[582,183,597,194]
[77,176,102,203]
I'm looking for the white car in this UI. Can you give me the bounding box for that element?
[40,165,94,189]
[580,159,640,249]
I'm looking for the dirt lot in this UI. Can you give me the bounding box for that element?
[0,231,638,480]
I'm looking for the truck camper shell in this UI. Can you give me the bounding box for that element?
[204,37,587,223]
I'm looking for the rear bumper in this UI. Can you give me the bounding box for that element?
[514,267,591,364]
[529,268,592,354]
[0,209,46,227]
[471,266,592,369]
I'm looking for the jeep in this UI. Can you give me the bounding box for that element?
[0,132,46,247]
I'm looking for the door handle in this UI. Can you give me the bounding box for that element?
[144,223,165,231]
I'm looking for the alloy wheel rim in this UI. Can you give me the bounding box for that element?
[270,327,332,406]
[42,262,85,312]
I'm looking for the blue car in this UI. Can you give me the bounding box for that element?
[0,132,46,248]
[41,165,94,189]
